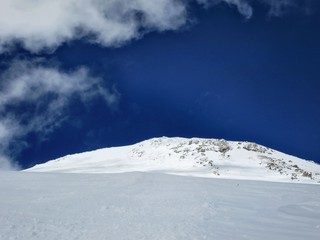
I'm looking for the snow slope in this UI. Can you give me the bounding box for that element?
[0,171,319,240]
[26,137,320,184]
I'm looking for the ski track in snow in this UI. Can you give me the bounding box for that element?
[1,171,320,240]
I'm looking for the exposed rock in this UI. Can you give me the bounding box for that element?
[244,143,267,153]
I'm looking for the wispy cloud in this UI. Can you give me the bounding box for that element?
[260,0,296,17]
[0,0,304,53]
[196,0,253,18]
[197,0,302,19]
[0,59,119,170]
[0,0,187,53]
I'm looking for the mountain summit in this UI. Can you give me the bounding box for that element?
[26,137,320,184]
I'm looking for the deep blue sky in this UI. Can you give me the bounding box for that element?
[1,2,320,168]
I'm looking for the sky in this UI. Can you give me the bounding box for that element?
[0,0,319,170]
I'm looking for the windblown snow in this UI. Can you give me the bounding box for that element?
[26,137,320,184]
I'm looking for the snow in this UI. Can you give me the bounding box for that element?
[1,171,320,240]
[4,137,319,239]
[26,137,320,184]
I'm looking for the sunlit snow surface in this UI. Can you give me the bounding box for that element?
[1,171,320,240]
[26,137,320,184]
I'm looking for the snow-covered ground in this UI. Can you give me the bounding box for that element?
[1,171,319,240]
[26,137,320,184]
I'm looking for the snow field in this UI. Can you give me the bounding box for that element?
[1,171,320,240]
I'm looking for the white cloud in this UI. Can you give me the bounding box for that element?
[0,0,187,53]
[0,0,303,53]
[0,59,119,170]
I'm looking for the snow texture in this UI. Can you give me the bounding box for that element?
[26,137,320,184]
[0,171,319,240]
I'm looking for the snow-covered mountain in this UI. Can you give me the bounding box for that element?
[4,137,320,240]
[26,137,320,184]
